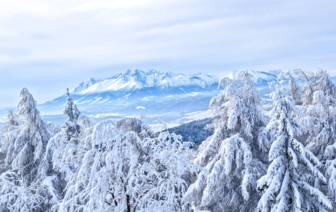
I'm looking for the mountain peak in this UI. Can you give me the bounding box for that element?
[71,69,219,95]
[71,77,102,93]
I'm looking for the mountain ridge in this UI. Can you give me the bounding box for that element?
[70,69,218,95]
[0,69,293,126]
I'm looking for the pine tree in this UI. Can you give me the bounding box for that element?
[0,110,21,168]
[256,82,332,211]
[57,118,197,212]
[63,88,81,141]
[293,69,315,105]
[184,71,267,211]
[285,72,302,105]
[37,90,93,211]
[135,123,198,212]
[6,110,19,127]
[301,70,336,203]
[0,88,52,211]
[13,88,50,182]
[314,69,336,98]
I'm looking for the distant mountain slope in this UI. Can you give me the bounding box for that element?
[71,69,218,95]
[2,69,336,127]
[39,70,220,122]
[227,70,280,85]
[35,69,291,125]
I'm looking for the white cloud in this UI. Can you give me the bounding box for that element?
[0,0,336,107]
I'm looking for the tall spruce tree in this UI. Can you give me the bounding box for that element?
[184,71,267,211]
[301,70,336,203]
[0,88,52,211]
[256,82,332,212]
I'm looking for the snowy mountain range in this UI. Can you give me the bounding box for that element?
[3,69,335,127]
[35,69,282,126]
[72,69,218,95]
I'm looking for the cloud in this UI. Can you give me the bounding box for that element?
[0,0,335,107]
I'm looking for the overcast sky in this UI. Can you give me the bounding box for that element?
[0,0,336,107]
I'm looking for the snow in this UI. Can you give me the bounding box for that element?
[1,70,336,211]
[179,110,213,123]
[149,123,180,131]
[88,112,120,118]
[71,70,218,95]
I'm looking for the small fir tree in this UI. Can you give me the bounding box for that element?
[63,88,80,140]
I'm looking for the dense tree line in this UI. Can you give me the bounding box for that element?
[0,70,336,211]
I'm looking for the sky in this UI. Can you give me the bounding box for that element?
[0,0,336,107]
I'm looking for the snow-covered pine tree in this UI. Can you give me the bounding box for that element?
[285,72,302,105]
[290,70,336,151]
[12,88,51,182]
[0,88,53,211]
[300,70,336,203]
[37,90,94,210]
[57,118,197,212]
[256,81,332,212]
[184,71,267,211]
[304,90,334,157]
[4,110,19,130]
[63,88,80,141]
[314,69,336,98]
[292,69,315,105]
[135,122,198,212]
[0,110,20,168]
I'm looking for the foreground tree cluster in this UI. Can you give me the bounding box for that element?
[1,70,336,211]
